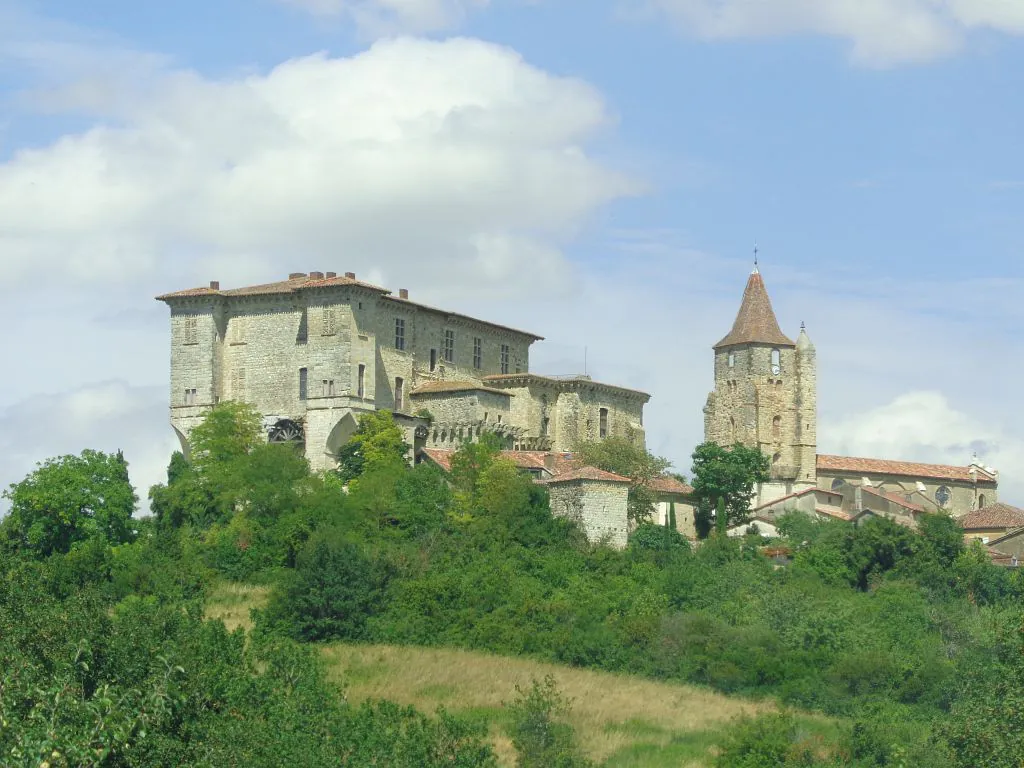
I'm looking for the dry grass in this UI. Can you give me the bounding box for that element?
[323,643,770,766]
[204,581,270,632]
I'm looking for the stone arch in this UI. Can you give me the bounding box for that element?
[172,425,191,459]
[978,493,987,509]
[325,412,360,457]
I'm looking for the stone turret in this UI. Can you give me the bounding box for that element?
[704,267,817,506]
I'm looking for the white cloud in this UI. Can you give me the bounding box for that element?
[277,0,490,36]
[0,382,177,516]
[0,37,635,295]
[639,0,1024,65]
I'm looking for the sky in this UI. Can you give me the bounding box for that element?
[1,0,1024,508]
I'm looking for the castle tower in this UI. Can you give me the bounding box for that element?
[703,266,817,505]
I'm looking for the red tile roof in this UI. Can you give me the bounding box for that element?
[410,381,512,397]
[817,454,997,483]
[647,475,694,495]
[959,503,1024,530]
[714,270,795,349]
[861,486,925,513]
[544,466,632,484]
[815,507,854,522]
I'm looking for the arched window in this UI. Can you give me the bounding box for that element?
[831,478,846,492]
[978,493,987,509]
[770,348,781,375]
[729,416,736,443]
[772,415,781,440]
[728,351,735,368]
[772,452,781,465]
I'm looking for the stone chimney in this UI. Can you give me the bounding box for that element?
[325,271,337,278]
[345,271,356,279]
[289,272,306,280]
[309,271,325,279]
[209,281,220,290]
[399,288,409,300]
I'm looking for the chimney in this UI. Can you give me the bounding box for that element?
[309,271,325,280]
[399,288,409,300]
[209,281,220,290]
[325,271,337,279]
[289,272,306,280]
[344,271,356,279]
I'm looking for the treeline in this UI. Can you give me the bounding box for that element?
[2,403,1024,766]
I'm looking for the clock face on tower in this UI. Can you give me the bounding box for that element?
[771,364,781,375]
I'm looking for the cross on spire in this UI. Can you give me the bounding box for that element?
[753,242,759,273]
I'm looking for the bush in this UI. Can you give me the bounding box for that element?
[506,676,592,768]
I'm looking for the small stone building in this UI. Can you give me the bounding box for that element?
[544,467,632,549]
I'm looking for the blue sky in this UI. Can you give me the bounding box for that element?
[2,0,1024,504]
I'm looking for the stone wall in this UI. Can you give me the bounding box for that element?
[547,479,630,549]
[817,472,995,519]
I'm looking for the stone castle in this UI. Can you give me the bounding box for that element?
[158,264,1000,540]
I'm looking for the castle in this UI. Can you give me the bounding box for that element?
[157,264,999,541]
[156,271,648,473]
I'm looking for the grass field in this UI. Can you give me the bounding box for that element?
[205,582,833,767]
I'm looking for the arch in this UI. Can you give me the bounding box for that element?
[172,425,191,460]
[831,478,846,492]
[771,452,781,465]
[325,412,360,457]
[978,493,987,509]
[771,348,781,369]
[772,415,781,440]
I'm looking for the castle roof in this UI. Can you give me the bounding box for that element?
[959,503,1024,530]
[482,373,650,400]
[410,380,512,397]
[714,270,795,349]
[817,454,998,484]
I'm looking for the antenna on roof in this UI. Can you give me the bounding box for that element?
[753,242,759,274]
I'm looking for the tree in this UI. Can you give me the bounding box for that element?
[335,410,410,484]
[187,401,263,477]
[1,449,137,556]
[574,433,672,524]
[690,442,770,539]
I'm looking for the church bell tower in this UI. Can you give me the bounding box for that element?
[703,265,817,505]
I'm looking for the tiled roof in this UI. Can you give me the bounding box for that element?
[648,475,694,495]
[156,274,385,301]
[545,466,632,484]
[861,486,925,513]
[752,486,840,512]
[817,454,997,483]
[714,270,796,349]
[410,381,512,397]
[959,503,1024,530]
[482,373,650,399]
[815,507,854,522]
[383,295,544,341]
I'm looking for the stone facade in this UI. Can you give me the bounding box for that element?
[546,469,632,549]
[158,273,649,471]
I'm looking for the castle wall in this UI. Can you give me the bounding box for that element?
[547,479,630,549]
[818,472,994,519]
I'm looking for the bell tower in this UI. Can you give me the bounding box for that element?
[703,265,817,505]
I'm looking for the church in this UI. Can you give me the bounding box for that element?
[705,265,998,529]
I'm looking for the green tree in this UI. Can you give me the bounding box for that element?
[574,433,672,524]
[335,410,410,484]
[690,441,770,538]
[507,676,592,768]
[1,449,137,557]
[187,401,263,476]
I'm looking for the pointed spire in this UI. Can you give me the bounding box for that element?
[714,269,796,349]
[797,321,814,351]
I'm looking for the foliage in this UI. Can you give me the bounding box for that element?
[690,441,770,538]
[506,676,592,768]
[1,449,136,557]
[574,433,672,524]
[335,409,410,484]
[187,400,263,474]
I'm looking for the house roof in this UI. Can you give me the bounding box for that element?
[817,454,997,484]
[410,381,512,397]
[714,270,796,349]
[647,475,694,495]
[958,503,1024,530]
[544,466,632,484]
[861,486,925,513]
[815,507,854,522]
[751,486,842,513]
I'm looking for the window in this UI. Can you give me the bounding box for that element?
[430,349,437,372]
[357,364,365,399]
[299,368,308,401]
[770,348,781,375]
[183,317,198,345]
[184,388,197,405]
[772,415,781,440]
[444,329,455,363]
[473,337,482,369]
[395,377,404,411]
[322,307,337,336]
[728,351,735,368]
[230,317,246,344]
[322,379,336,397]
[599,408,609,439]
[935,485,952,508]
[978,493,987,509]
[394,318,406,350]
[772,452,781,465]
[500,344,510,374]
[542,417,550,437]
[831,478,846,492]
